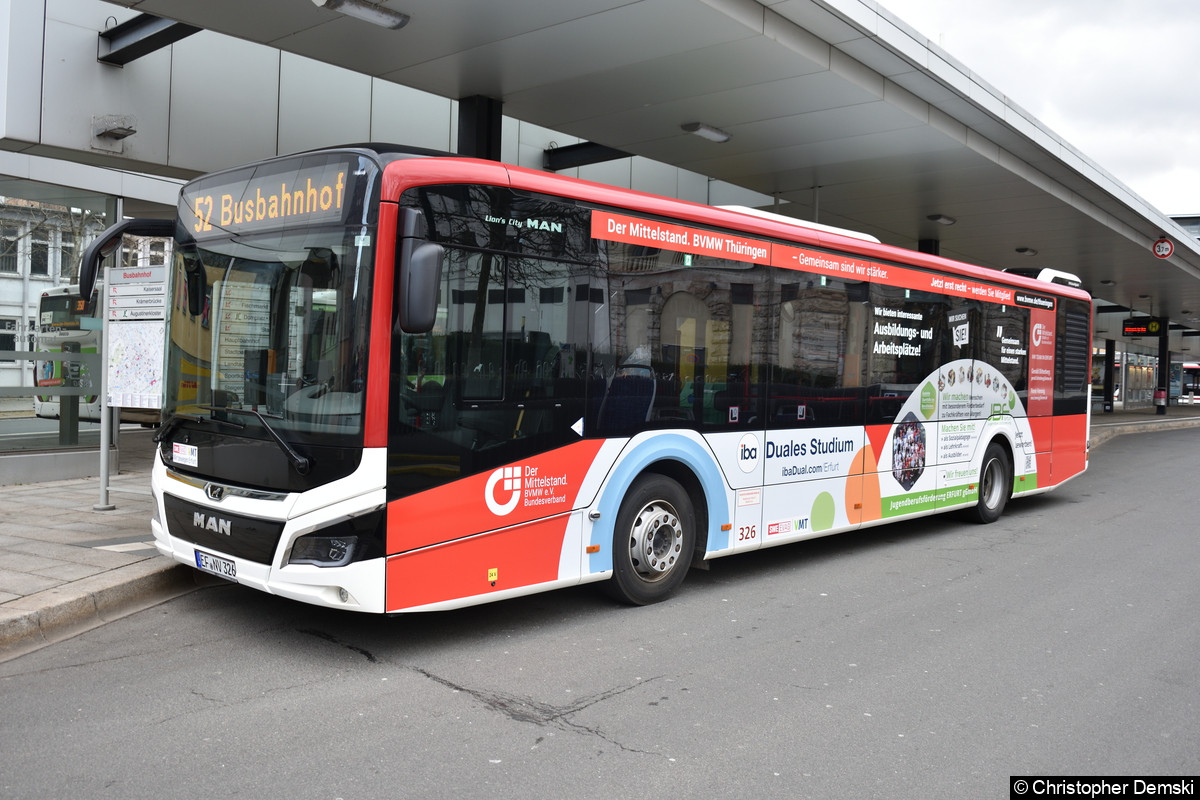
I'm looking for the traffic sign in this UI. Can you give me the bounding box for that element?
[1153,238,1174,259]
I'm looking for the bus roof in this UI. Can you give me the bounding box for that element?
[716,205,881,244]
[188,145,1093,305]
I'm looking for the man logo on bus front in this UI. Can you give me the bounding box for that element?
[485,466,522,516]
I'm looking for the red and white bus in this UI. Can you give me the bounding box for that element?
[80,145,1092,613]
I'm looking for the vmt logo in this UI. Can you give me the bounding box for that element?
[737,433,760,473]
[485,466,523,516]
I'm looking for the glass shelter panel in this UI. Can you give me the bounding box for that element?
[0,184,114,466]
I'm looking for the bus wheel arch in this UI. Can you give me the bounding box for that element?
[968,437,1013,524]
[604,462,707,605]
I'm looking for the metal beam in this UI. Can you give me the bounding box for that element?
[98,14,201,67]
[544,141,630,171]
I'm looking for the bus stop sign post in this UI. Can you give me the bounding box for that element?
[94,240,169,509]
[94,292,114,511]
[76,215,174,509]
[1152,238,1174,414]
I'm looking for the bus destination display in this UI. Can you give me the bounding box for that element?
[180,157,353,239]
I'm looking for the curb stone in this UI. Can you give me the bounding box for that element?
[0,559,201,663]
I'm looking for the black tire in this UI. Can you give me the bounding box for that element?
[968,441,1011,524]
[605,474,695,605]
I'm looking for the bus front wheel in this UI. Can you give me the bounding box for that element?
[969,442,1012,524]
[605,474,695,605]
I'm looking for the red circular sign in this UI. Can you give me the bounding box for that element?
[1153,238,1174,259]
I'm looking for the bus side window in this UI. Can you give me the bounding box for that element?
[769,277,866,427]
[981,302,1030,404]
[865,283,949,423]
[596,364,656,433]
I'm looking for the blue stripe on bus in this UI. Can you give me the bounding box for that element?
[586,433,730,575]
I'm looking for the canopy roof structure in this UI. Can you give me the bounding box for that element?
[106,0,1200,347]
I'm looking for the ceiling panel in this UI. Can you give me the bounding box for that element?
[503,37,829,130]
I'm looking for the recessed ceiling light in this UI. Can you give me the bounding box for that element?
[926,214,956,226]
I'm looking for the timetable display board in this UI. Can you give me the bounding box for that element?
[105,258,167,410]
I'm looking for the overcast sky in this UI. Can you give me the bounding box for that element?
[878,0,1200,215]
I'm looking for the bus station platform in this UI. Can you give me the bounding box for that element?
[2,405,1199,662]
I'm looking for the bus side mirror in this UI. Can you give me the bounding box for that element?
[78,218,176,299]
[395,208,443,334]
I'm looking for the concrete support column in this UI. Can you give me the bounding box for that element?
[457,95,503,160]
[1157,320,1170,415]
[1103,339,1115,413]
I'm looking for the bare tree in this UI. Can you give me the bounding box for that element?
[0,199,108,284]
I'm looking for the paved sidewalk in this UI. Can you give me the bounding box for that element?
[0,429,204,661]
[3,406,1200,661]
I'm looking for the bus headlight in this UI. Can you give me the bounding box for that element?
[286,507,385,568]
[289,534,358,567]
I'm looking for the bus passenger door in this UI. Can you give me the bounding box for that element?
[933,305,985,512]
[866,284,958,519]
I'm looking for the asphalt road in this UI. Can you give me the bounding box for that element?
[2,429,1198,799]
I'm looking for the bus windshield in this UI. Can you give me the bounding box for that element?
[163,226,373,446]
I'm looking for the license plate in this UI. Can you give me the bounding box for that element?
[195,549,237,580]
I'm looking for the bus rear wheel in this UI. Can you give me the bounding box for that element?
[968,441,1012,524]
[605,474,695,605]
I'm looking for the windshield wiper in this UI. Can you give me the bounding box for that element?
[200,405,312,475]
[153,413,196,443]
[153,411,244,443]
